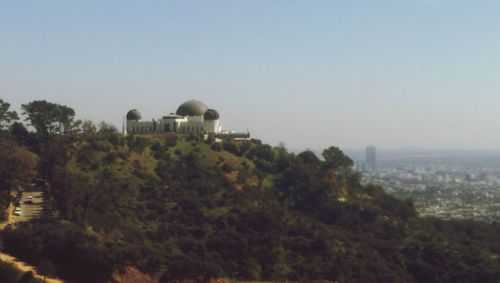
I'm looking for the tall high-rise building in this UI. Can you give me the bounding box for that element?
[366,146,377,173]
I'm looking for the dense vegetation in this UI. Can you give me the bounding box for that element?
[1,99,499,282]
[0,260,40,283]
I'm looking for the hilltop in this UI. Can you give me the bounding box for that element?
[0,99,499,283]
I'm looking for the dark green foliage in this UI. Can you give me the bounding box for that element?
[1,128,500,283]
[37,259,56,283]
[18,271,40,283]
[247,143,275,171]
[21,100,79,137]
[2,220,116,282]
[128,136,152,152]
[322,146,353,174]
[10,122,37,147]
[274,161,327,211]
[222,141,239,155]
[211,142,222,152]
[0,139,37,220]
[297,149,321,166]
[96,122,121,145]
[164,135,178,147]
[0,99,19,131]
[0,261,21,283]
[0,260,40,283]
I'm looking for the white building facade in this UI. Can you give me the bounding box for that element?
[125,100,222,135]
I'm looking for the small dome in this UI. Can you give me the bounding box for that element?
[126,109,142,120]
[204,109,220,120]
[176,100,208,116]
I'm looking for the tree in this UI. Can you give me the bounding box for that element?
[275,163,326,211]
[0,99,18,130]
[21,100,79,136]
[268,245,292,280]
[56,104,80,134]
[322,146,353,172]
[297,150,321,167]
[38,135,70,180]
[10,122,35,146]
[38,259,56,283]
[0,136,37,221]
[18,271,36,283]
[0,260,22,283]
[81,120,97,136]
[0,140,37,197]
[97,122,120,145]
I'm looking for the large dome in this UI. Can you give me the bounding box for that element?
[176,100,208,116]
[126,109,142,120]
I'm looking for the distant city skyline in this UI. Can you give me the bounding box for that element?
[2,1,500,150]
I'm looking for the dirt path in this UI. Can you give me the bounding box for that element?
[0,252,63,283]
[1,189,65,283]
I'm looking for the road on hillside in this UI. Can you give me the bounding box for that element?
[1,187,65,282]
[13,190,44,223]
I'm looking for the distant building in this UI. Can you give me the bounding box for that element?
[125,99,249,140]
[366,146,377,173]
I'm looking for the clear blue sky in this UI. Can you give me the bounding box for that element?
[2,0,500,150]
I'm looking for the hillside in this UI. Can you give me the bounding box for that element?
[1,112,500,282]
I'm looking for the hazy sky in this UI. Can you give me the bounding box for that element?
[2,0,500,150]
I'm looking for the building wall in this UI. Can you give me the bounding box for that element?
[158,117,178,133]
[177,117,221,134]
[127,116,221,135]
[126,120,156,134]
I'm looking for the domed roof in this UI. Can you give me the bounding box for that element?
[204,109,220,120]
[176,100,208,116]
[126,109,142,120]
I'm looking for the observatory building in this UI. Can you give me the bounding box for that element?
[125,100,227,135]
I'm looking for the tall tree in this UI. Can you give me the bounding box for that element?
[0,99,19,130]
[321,146,353,172]
[0,140,37,199]
[10,122,34,146]
[37,259,56,283]
[21,100,79,136]
[81,120,97,136]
